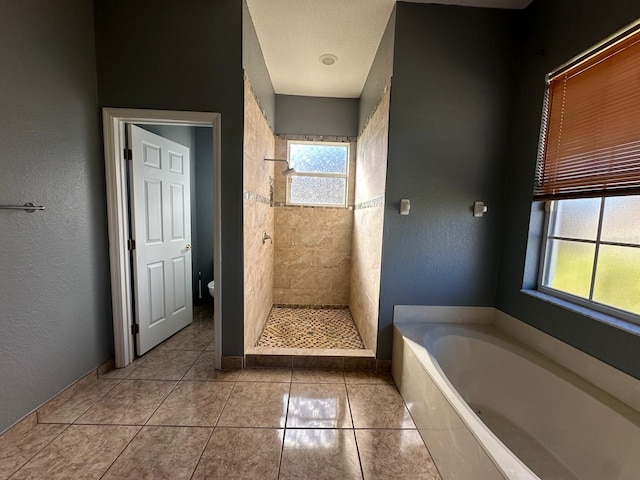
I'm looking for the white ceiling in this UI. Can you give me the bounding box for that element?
[246,0,532,98]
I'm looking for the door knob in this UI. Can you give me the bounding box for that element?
[185,244,192,251]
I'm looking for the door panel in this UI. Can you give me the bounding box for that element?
[129,125,192,354]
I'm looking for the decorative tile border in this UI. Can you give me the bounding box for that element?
[273,303,349,309]
[354,196,385,210]
[276,134,357,143]
[243,189,270,206]
[273,202,353,211]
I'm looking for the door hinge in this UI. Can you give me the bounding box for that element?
[127,239,136,250]
[124,148,133,160]
[131,323,139,335]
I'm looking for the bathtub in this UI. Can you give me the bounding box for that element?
[392,308,640,480]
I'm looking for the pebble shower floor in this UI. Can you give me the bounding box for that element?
[258,307,365,349]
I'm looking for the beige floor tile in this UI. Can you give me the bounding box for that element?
[0,414,67,480]
[192,428,283,480]
[75,380,176,425]
[280,429,362,480]
[217,382,289,428]
[356,429,442,480]
[98,356,147,380]
[102,426,210,479]
[347,384,415,429]
[183,352,239,382]
[287,383,352,428]
[10,425,138,480]
[37,379,120,423]
[344,371,394,385]
[159,323,214,351]
[237,367,292,382]
[127,350,200,380]
[291,369,345,383]
[147,381,233,427]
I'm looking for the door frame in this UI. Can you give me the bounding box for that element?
[103,108,222,369]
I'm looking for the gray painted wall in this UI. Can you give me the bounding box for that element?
[0,0,111,432]
[496,0,640,378]
[195,127,215,304]
[359,6,395,134]
[94,0,245,356]
[243,0,275,127]
[275,95,359,137]
[378,3,517,359]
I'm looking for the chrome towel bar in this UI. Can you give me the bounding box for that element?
[0,203,45,212]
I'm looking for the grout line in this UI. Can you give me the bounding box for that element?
[277,381,292,479]
[189,426,216,480]
[7,422,72,479]
[98,425,143,480]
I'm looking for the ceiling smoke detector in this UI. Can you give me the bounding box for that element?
[319,54,338,66]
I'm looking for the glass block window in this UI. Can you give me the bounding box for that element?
[287,141,349,207]
[540,196,640,321]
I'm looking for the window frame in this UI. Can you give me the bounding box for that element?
[538,197,640,326]
[285,140,350,208]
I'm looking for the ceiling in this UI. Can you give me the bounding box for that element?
[246,0,532,98]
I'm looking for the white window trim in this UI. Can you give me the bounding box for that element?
[538,198,640,326]
[285,140,350,208]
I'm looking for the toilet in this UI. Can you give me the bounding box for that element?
[207,280,215,299]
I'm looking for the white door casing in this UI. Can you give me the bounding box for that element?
[128,124,193,354]
[103,108,222,370]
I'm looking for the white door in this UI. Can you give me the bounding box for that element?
[128,124,193,355]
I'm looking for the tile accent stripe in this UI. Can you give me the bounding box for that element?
[354,196,385,210]
[243,189,270,206]
[273,202,353,210]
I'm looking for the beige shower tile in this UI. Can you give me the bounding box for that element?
[183,352,240,382]
[10,425,138,480]
[287,383,352,428]
[102,426,210,480]
[147,381,233,426]
[357,429,441,480]
[75,380,176,425]
[192,428,283,480]
[217,382,289,428]
[347,384,415,429]
[127,350,200,380]
[0,414,67,480]
[280,429,362,480]
[37,378,120,423]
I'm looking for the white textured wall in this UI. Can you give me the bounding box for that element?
[0,0,112,432]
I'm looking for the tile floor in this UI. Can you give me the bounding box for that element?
[0,304,443,479]
[258,307,365,349]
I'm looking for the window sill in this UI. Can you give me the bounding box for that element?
[520,289,640,338]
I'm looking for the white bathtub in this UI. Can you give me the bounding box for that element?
[392,308,640,480]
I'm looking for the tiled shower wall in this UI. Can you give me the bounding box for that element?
[243,74,275,349]
[273,136,356,306]
[350,87,391,353]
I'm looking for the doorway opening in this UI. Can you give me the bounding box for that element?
[103,109,222,370]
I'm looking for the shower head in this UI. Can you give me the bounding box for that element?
[264,158,296,177]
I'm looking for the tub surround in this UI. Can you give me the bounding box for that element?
[272,136,356,307]
[243,74,275,351]
[350,87,390,353]
[392,306,640,479]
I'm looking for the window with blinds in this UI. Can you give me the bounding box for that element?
[535,24,640,201]
[536,21,640,324]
